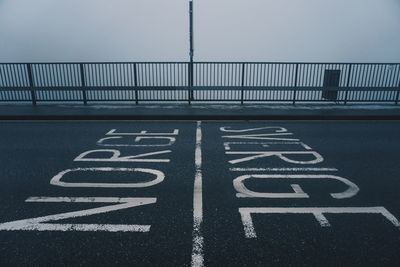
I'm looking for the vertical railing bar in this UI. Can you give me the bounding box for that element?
[364,64,371,87]
[64,65,71,101]
[387,64,395,88]
[344,64,352,104]
[100,64,104,87]
[120,64,124,87]
[133,63,138,104]
[27,63,36,105]
[95,64,100,88]
[41,64,47,87]
[11,64,18,87]
[370,64,378,87]
[80,63,87,104]
[361,64,368,87]
[4,64,11,87]
[395,64,400,104]
[382,65,389,87]
[241,63,245,104]
[389,64,396,88]
[0,65,5,87]
[261,64,265,87]
[293,63,298,105]
[61,64,67,87]
[218,63,221,87]
[167,63,171,87]
[112,64,116,88]
[50,64,55,87]
[188,62,192,104]
[10,64,17,87]
[355,64,362,89]
[162,63,166,88]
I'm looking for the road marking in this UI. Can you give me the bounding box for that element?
[192,121,204,267]
[239,207,400,238]
[50,167,165,188]
[230,167,338,172]
[226,151,324,164]
[106,129,179,135]
[74,149,171,162]
[223,141,312,151]
[220,126,288,133]
[0,197,156,232]
[222,133,299,141]
[233,174,359,199]
[97,136,175,147]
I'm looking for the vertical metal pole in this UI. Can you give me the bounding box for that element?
[396,64,400,105]
[344,64,352,105]
[134,63,139,104]
[188,0,194,104]
[188,63,191,104]
[79,63,87,105]
[241,63,245,104]
[27,63,36,105]
[292,64,298,105]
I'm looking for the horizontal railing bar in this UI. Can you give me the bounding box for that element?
[1,62,399,65]
[1,86,398,91]
[0,62,190,65]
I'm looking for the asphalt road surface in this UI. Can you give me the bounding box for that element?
[0,120,399,267]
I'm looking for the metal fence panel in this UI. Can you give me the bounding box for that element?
[0,62,399,104]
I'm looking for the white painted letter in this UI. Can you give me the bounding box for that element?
[106,129,179,136]
[74,149,171,162]
[239,207,400,238]
[0,197,156,232]
[50,168,165,188]
[226,151,323,164]
[220,126,288,133]
[97,136,175,147]
[233,174,359,199]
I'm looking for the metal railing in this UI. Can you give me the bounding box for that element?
[0,62,399,105]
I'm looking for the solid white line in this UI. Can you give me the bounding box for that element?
[191,121,204,267]
[230,167,338,172]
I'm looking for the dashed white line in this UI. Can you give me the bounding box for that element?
[191,121,204,267]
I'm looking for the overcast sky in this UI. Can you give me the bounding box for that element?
[0,0,399,63]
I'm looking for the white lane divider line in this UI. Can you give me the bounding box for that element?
[191,121,204,267]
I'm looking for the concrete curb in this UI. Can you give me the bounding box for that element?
[1,104,400,120]
[1,114,400,120]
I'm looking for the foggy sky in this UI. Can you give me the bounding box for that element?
[0,0,399,63]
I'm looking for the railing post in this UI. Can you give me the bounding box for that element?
[188,62,193,104]
[292,63,298,105]
[241,63,245,104]
[79,63,87,105]
[344,64,352,105]
[134,63,138,104]
[26,63,36,106]
[396,65,400,105]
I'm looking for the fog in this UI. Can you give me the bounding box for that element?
[0,0,400,63]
